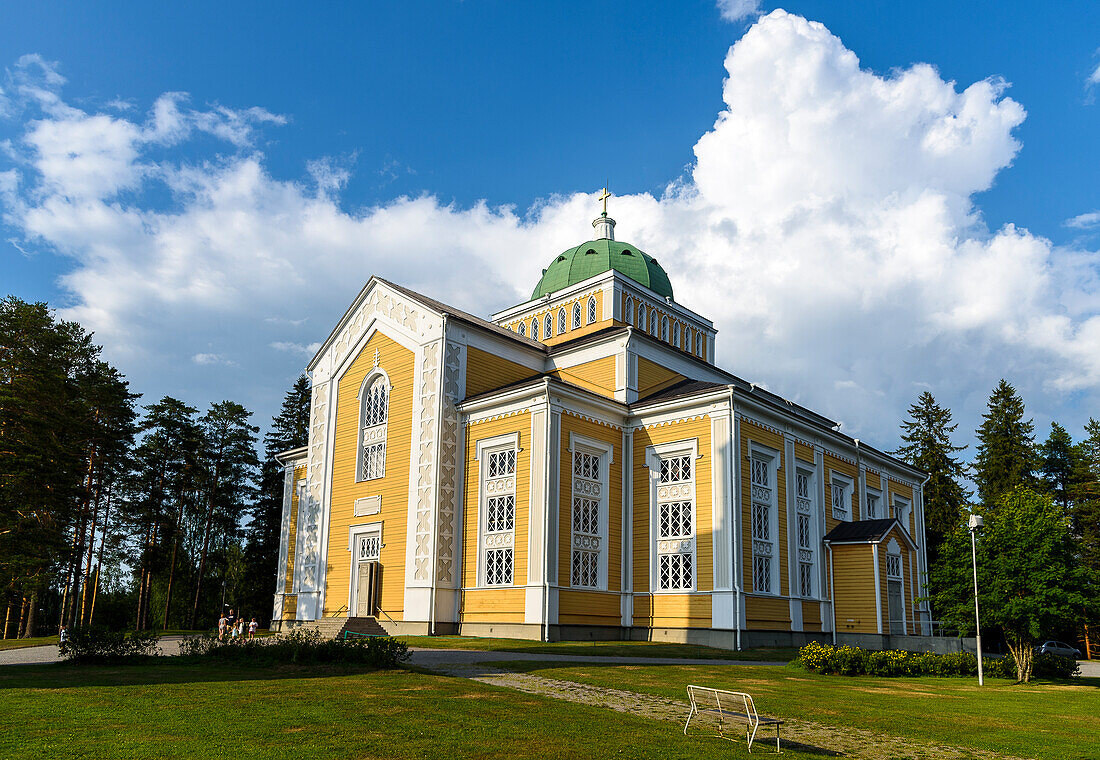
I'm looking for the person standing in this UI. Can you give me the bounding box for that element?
[218,613,228,642]
[247,618,258,641]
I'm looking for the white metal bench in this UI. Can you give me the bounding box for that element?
[683,685,782,753]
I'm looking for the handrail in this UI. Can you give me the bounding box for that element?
[327,604,348,618]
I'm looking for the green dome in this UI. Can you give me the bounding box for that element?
[531,238,674,300]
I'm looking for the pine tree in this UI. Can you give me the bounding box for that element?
[972,379,1035,506]
[1038,422,1077,512]
[892,391,969,565]
[1073,419,1100,592]
[241,375,310,624]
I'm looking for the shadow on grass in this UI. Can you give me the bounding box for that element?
[0,658,401,691]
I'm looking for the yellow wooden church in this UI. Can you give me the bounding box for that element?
[272,197,930,648]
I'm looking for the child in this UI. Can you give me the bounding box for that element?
[248,618,258,641]
[218,613,228,641]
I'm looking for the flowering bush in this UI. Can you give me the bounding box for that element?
[794,642,1078,680]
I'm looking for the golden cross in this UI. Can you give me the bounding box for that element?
[598,187,611,215]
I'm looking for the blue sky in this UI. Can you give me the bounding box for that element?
[3,1,1100,451]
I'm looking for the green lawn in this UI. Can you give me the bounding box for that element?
[0,661,819,760]
[396,634,798,661]
[492,660,1100,760]
[0,636,58,650]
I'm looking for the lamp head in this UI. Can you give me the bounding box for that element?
[968,514,984,531]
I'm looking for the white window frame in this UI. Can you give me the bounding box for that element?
[748,443,780,596]
[673,322,680,347]
[355,369,392,483]
[572,301,582,329]
[624,295,633,323]
[892,495,911,533]
[558,307,567,335]
[865,486,882,520]
[587,295,597,324]
[531,317,539,341]
[885,537,906,633]
[346,521,382,614]
[544,312,553,339]
[660,315,669,341]
[685,330,693,354]
[647,439,699,593]
[830,472,853,521]
[638,303,647,331]
[476,433,520,587]
[517,321,526,337]
[568,432,613,591]
[795,466,818,599]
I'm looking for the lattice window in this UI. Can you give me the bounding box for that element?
[558,308,567,334]
[624,296,633,323]
[796,469,816,598]
[486,495,515,532]
[358,377,389,481]
[358,534,380,562]
[752,504,770,541]
[571,447,605,589]
[655,448,695,591]
[685,330,693,353]
[750,455,776,594]
[659,455,692,484]
[481,443,517,587]
[799,562,813,597]
[831,481,850,520]
[892,498,910,531]
[750,458,769,487]
[866,491,880,519]
[638,304,647,331]
[651,309,659,335]
[518,321,526,337]
[886,553,902,579]
[531,318,539,341]
[485,548,513,586]
[661,315,669,341]
[673,322,680,347]
[545,312,553,339]
[587,296,597,324]
[572,302,582,329]
[753,555,771,594]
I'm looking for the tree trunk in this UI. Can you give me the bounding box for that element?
[79,473,104,626]
[1007,639,1034,683]
[23,592,37,639]
[3,598,14,639]
[190,455,224,629]
[16,597,28,638]
[161,488,188,630]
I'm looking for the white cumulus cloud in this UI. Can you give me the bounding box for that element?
[2,10,1099,445]
[717,0,762,22]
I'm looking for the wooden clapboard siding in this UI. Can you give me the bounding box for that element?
[325,331,414,621]
[831,544,877,634]
[460,589,527,624]
[823,453,859,534]
[636,357,684,398]
[558,589,622,626]
[632,417,714,605]
[632,594,712,628]
[745,595,791,631]
[740,419,789,596]
[794,442,815,466]
[462,413,532,598]
[558,414,623,591]
[549,356,617,398]
[284,463,307,594]
[801,600,822,632]
[465,347,538,397]
[282,594,297,619]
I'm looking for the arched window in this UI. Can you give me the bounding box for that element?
[358,375,389,481]
[661,316,669,341]
[697,336,704,358]
[685,330,693,354]
[572,302,582,329]
[651,310,658,336]
[558,307,567,334]
[587,296,597,324]
[518,321,526,337]
[673,322,680,347]
[637,304,647,331]
[624,296,633,323]
[531,318,539,341]
[545,313,553,338]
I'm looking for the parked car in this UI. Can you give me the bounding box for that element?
[1034,640,1082,659]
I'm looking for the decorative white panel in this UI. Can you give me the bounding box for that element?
[354,495,381,517]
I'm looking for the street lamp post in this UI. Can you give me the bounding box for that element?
[968,514,984,686]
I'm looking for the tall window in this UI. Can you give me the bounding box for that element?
[357,375,389,481]
[866,488,881,519]
[637,303,647,331]
[572,302,582,329]
[545,312,553,339]
[661,316,669,341]
[481,445,517,586]
[673,322,680,347]
[518,321,526,337]
[531,317,539,341]
[558,307,567,335]
[796,469,816,598]
[891,496,911,532]
[650,309,659,336]
[656,452,694,590]
[750,455,776,594]
[831,474,851,521]
[624,296,633,323]
[587,296,597,324]
[685,330,693,354]
[571,448,605,589]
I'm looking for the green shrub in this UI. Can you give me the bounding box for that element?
[60,627,160,662]
[794,642,1077,680]
[177,628,410,669]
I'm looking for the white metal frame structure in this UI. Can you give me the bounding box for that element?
[684,685,782,753]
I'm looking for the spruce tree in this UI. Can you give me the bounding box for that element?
[1038,422,1077,512]
[891,391,969,564]
[1073,419,1100,595]
[972,379,1035,506]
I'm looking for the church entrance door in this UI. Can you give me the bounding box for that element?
[887,580,904,635]
[353,532,381,617]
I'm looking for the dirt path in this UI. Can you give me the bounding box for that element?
[420,657,1033,760]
